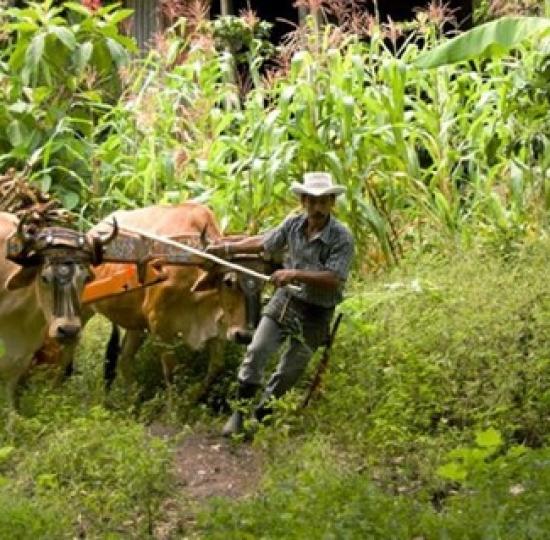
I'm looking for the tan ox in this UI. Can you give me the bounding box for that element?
[0,212,115,407]
[85,203,264,395]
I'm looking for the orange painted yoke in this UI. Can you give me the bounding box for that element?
[81,231,205,305]
[82,264,166,304]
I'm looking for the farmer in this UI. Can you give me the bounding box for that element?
[207,172,354,436]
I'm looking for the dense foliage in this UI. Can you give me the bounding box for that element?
[1,2,550,537]
[197,241,550,538]
[2,2,550,263]
[0,0,135,209]
[86,11,550,265]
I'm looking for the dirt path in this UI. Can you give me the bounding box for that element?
[172,430,263,500]
[150,422,264,500]
[150,423,264,538]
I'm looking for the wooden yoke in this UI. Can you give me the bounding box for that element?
[82,263,166,304]
[80,228,280,305]
[81,231,208,305]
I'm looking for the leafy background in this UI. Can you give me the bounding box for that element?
[1,0,550,537]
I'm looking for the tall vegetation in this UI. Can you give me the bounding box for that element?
[1,2,549,263]
[197,241,550,538]
[1,3,550,537]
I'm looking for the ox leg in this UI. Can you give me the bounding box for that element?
[118,330,146,384]
[4,356,33,411]
[104,325,121,390]
[5,377,19,411]
[56,341,80,383]
[56,307,95,382]
[160,351,177,385]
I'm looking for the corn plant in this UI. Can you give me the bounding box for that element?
[3,3,550,263]
[83,11,550,263]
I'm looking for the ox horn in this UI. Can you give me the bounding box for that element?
[16,213,35,245]
[96,218,118,246]
[88,218,118,266]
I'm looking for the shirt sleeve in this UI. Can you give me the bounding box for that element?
[262,216,292,254]
[323,231,354,281]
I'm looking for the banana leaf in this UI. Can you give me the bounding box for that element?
[415,17,550,69]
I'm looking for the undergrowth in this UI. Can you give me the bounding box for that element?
[197,239,550,538]
[0,240,549,537]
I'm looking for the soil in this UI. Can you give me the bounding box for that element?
[150,422,264,538]
[149,422,263,500]
[172,430,263,500]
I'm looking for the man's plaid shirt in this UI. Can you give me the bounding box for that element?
[262,213,354,308]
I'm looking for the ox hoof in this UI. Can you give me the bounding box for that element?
[222,410,244,437]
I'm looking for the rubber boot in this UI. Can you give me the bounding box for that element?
[222,382,259,437]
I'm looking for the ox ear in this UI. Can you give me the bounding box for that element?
[5,266,39,290]
[190,269,219,292]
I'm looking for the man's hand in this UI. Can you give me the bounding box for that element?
[270,269,297,287]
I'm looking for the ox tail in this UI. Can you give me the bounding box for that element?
[104,324,120,390]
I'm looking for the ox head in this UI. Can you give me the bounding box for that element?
[5,217,117,342]
[190,257,272,345]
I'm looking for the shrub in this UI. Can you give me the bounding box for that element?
[15,406,172,537]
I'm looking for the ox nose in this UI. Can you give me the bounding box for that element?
[54,323,81,341]
[228,329,254,345]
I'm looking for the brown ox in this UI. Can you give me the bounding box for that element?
[83,203,264,395]
[0,212,115,407]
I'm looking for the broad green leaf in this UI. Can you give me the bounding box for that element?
[9,40,28,71]
[0,339,4,357]
[510,160,525,207]
[64,2,94,16]
[7,21,39,32]
[23,86,53,104]
[8,101,30,114]
[113,35,138,53]
[7,119,23,146]
[73,41,93,74]
[50,26,76,50]
[415,17,550,68]
[105,38,128,67]
[476,428,502,448]
[25,32,45,76]
[41,173,52,192]
[437,462,467,482]
[107,9,134,25]
[61,191,80,210]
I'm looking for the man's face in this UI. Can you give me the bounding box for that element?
[302,194,335,227]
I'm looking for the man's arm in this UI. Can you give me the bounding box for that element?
[207,216,292,258]
[206,235,264,257]
[271,269,340,290]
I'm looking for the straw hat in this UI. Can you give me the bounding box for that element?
[290,172,345,197]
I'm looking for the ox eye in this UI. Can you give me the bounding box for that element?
[41,270,53,284]
[222,274,237,288]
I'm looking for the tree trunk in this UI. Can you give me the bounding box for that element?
[220,0,233,16]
